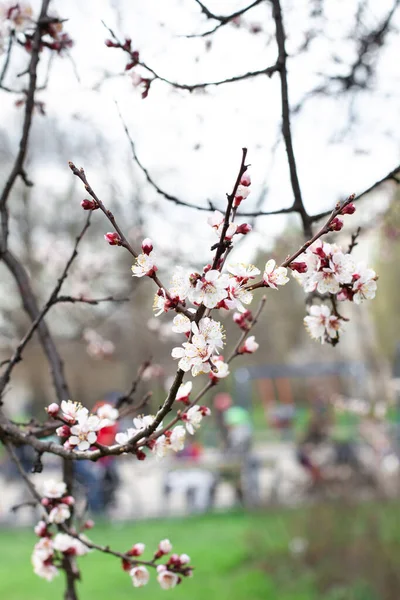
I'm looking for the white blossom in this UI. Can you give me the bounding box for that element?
[172,314,192,334]
[48,503,71,524]
[225,279,253,312]
[60,400,86,424]
[352,263,377,304]
[170,425,186,451]
[304,305,344,344]
[53,533,89,556]
[115,427,136,445]
[189,270,230,309]
[131,253,157,277]
[183,406,203,435]
[69,412,102,451]
[157,570,179,590]
[176,381,192,402]
[192,317,224,352]
[227,263,260,281]
[158,539,173,554]
[96,403,119,424]
[263,260,289,289]
[41,479,67,499]
[130,566,150,587]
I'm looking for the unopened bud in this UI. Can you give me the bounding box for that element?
[199,406,211,417]
[329,217,344,232]
[341,202,356,215]
[56,425,71,438]
[81,199,98,211]
[240,172,251,187]
[83,519,95,530]
[63,495,75,506]
[158,539,172,554]
[128,543,145,557]
[179,553,191,565]
[290,261,307,273]
[105,39,118,47]
[104,232,122,246]
[136,450,146,461]
[236,223,252,235]
[141,238,153,255]
[46,403,60,417]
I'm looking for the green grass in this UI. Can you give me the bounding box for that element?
[1,505,400,600]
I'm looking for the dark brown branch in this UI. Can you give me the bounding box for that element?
[0,214,91,398]
[271,0,311,238]
[0,0,52,252]
[55,294,129,306]
[188,0,265,37]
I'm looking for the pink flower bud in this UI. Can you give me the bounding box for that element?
[81,199,98,211]
[236,223,252,235]
[158,539,172,555]
[290,261,308,273]
[199,406,211,417]
[46,403,60,417]
[341,202,356,215]
[83,519,95,530]
[105,39,118,47]
[63,495,75,506]
[179,553,191,565]
[104,232,122,246]
[238,335,259,354]
[136,450,147,461]
[329,217,344,231]
[34,520,48,537]
[168,553,180,566]
[141,238,153,255]
[240,172,251,186]
[128,543,145,557]
[56,425,71,438]
[41,498,50,507]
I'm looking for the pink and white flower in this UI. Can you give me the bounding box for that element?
[170,425,186,451]
[172,335,212,376]
[239,335,259,354]
[153,435,169,459]
[227,263,260,282]
[189,270,230,309]
[115,428,136,445]
[192,318,224,353]
[96,403,119,424]
[210,357,230,379]
[60,400,86,424]
[130,566,150,587]
[42,479,67,499]
[263,260,289,289]
[157,570,179,590]
[131,253,157,277]
[169,266,191,302]
[172,314,192,334]
[352,263,377,304]
[48,503,71,524]
[176,381,192,404]
[304,305,344,344]
[225,279,253,313]
[53,533,89,556]
[68,412,102,451]
[182,406,204,435]
[158,539,173,554]
[207,211,237,239]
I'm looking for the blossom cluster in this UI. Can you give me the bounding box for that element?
[292,239,377,344]
[32,482,89,581]
[0,3,73,56]
[123,539,193,589]
[46,400,117,451]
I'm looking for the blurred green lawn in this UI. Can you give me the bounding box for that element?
[1,505,400,600]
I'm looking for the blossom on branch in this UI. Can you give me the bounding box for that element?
[263,260,289,289]
[304,305,344,345]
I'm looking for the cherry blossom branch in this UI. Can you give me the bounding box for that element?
[150,295,267,438]
[68,161,193,320]
[245,194,356,291]
[103,22,278,92]
[187,0,265,37]
[0,0,51,252]
[347,227,361,254]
